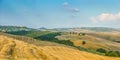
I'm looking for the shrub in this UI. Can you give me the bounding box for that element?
[96,48,106,53]
[106,51,120,57]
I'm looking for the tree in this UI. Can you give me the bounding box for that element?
[82,41,86,45]
[81,33,86,36]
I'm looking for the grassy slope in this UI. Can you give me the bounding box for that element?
[80,27,120,32]
[0,35,120,60]
[5,31,120,55]
[56,32,120,51]
[0,32,69,47]
[87,32,120,43]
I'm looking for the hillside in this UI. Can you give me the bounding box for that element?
[56,32,120,52]
[80,27,120,32]
[5,30,120,57]
[1,26,120,33]
[47,27,120,32]
[0,35,120,60]
[0,26,36,32]
[87,32,120,43]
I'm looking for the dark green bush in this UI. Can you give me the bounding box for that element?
[96,48,106,53]
[106,51,120,57]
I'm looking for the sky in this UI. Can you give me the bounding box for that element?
[0,0,120,28]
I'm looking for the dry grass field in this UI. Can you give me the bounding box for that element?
[56,32,120,51]
[0,35,120,60]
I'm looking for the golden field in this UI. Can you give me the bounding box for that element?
[0,35,120,60]
[56,32,120,51]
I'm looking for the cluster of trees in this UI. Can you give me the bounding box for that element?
[106,51,120,57]
[7,30,30,35]
[68,32,86,36]
[96,48,120,57]
[34,32,74,46]
[76,47,120,57]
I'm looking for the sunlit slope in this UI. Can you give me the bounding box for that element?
[87,32,120,43]
[0,35,120,60]
[57,32,120,51]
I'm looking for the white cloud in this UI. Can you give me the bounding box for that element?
[62,2,80,18]
[70,8,80,12]
[90,12,120,23]
[62,2,80,12]
[62,2,69,7]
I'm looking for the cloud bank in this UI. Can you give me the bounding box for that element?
[90,12,120,23]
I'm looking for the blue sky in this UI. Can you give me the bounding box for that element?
[0,0,120,28]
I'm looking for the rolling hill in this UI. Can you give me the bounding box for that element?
[80,27,120,32]
[0,26,120,59]
[4,29,120,57]
[56,32,120,52]
[47,27,120,32]
[0,34,120,60]
[0,25,36,32]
